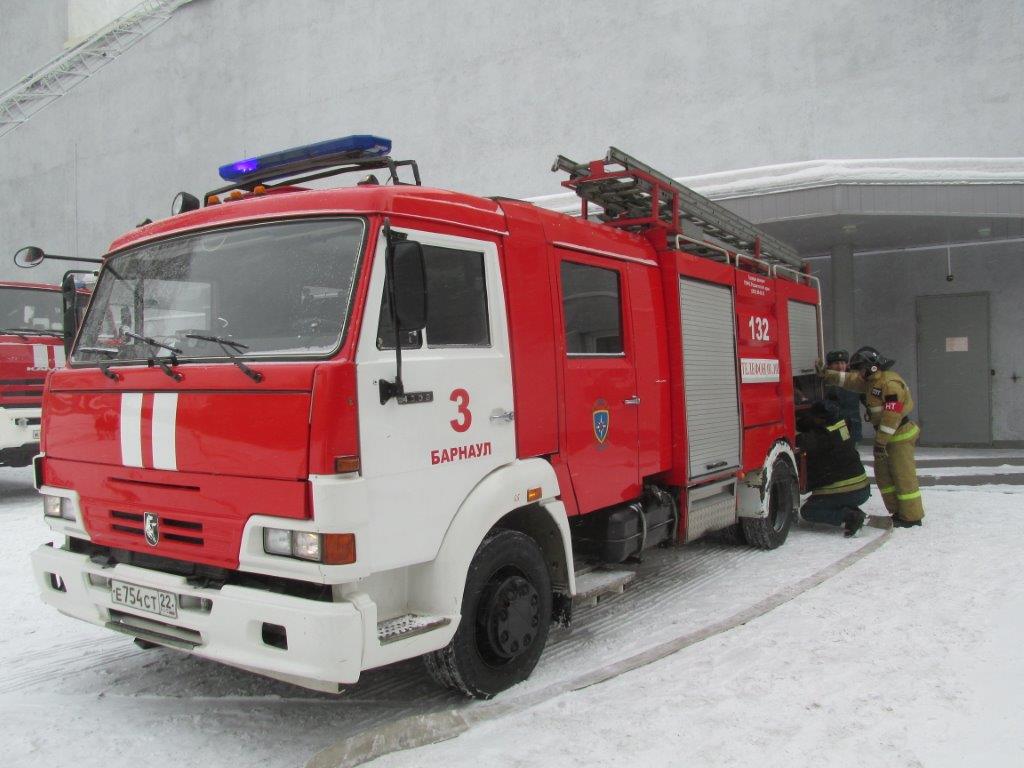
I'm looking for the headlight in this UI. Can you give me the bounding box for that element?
[43,495,75,521]
[291,532,321,561]
[262,528,356,564]
[263,528,292,556]
[43,496,61,518]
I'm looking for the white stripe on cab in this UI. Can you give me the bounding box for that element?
[120,393,144,467]
[151,393,179,471]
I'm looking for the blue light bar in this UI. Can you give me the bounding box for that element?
[218,135,393,182]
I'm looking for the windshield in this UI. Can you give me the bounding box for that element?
[74,218,365,364]
[0,287,63,333]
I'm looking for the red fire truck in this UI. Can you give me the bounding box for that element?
[0,281,67,467]
[30,137,822,699]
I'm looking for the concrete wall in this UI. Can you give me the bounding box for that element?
[2,0,1023,283]
[811,242,1024,443]
[0,0,67,91]
[68,0,139,44]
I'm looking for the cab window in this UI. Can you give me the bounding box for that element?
[378,245,490,349]
[560,261,624,355]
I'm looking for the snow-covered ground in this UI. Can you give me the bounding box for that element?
[2,454,1022,768]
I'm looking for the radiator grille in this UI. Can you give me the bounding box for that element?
[109,510,204,546]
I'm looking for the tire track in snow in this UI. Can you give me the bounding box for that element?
[0,641,147,694]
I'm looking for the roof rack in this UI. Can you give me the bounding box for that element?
[553,146,802,268]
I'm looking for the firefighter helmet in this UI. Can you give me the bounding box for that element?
[849,346,894,374]
[796,398,842,432]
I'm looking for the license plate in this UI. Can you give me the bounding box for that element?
[110,580,178,619]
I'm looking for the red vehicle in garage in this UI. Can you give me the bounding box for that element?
[30,137,822,699]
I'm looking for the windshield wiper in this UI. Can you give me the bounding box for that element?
[1,327,63,339]
[147,355,183,381]
[184,334,263,383]
[121,330,182,356]
[79,346,121,380]
[119,332,183,381]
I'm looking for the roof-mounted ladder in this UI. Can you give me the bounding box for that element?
[553,147,803,268]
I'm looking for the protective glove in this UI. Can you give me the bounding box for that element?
[814,359,826,377]
[873,443,889,460]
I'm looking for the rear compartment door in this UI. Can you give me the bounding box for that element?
[679,277,741,480]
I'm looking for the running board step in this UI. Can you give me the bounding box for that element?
[573,568,636,607]
[105,619,199,651]
[376,614,451,645]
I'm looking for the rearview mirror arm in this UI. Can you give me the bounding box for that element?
[379,219,406,404]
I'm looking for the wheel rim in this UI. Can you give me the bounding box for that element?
[475,568,541,667]
[768,468,794,533]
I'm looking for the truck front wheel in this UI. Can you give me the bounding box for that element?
[741,456,797,550]
[424,529,552,699]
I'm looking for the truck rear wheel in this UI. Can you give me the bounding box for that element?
[741,456,796,550]
[424,529,552,699]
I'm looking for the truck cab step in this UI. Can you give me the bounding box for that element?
[573,568,636,607]
[376,614,451,645]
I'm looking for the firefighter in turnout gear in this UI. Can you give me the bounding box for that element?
[796,399,871,537]
[825,349,863,441]
[817,346,924,527]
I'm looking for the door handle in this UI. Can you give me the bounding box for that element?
[623,396,641,406]
[490,409,515,423]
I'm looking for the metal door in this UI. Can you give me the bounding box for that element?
[915,293,991,445]
[559,253,641,513]
[356,227,517,568]
[680,277,741,479]
[787,300,820,377]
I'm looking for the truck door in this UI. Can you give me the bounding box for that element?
[557,252,641,513]
[355,227,516,568]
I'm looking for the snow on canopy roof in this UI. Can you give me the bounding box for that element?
[530,157,1024,213]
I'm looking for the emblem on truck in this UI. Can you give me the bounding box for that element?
[593,401,610,445]
[144,512,159,547]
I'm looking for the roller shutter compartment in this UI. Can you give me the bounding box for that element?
[679,277,741,480]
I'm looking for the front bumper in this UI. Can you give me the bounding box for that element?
[31,542,368,692]
[0,405,41,458]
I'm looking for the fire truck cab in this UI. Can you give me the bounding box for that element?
[0,281,67,467]
[30,137,822,698]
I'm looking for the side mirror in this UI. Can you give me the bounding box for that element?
[392,241,427,330]
[13,246,102,268]
[14,246,45,268]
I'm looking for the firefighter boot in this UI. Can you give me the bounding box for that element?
[842,508,866,538]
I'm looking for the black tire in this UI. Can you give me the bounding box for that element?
[741,456,797,550]
[1,448,34,468]
[424,529,552,699]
